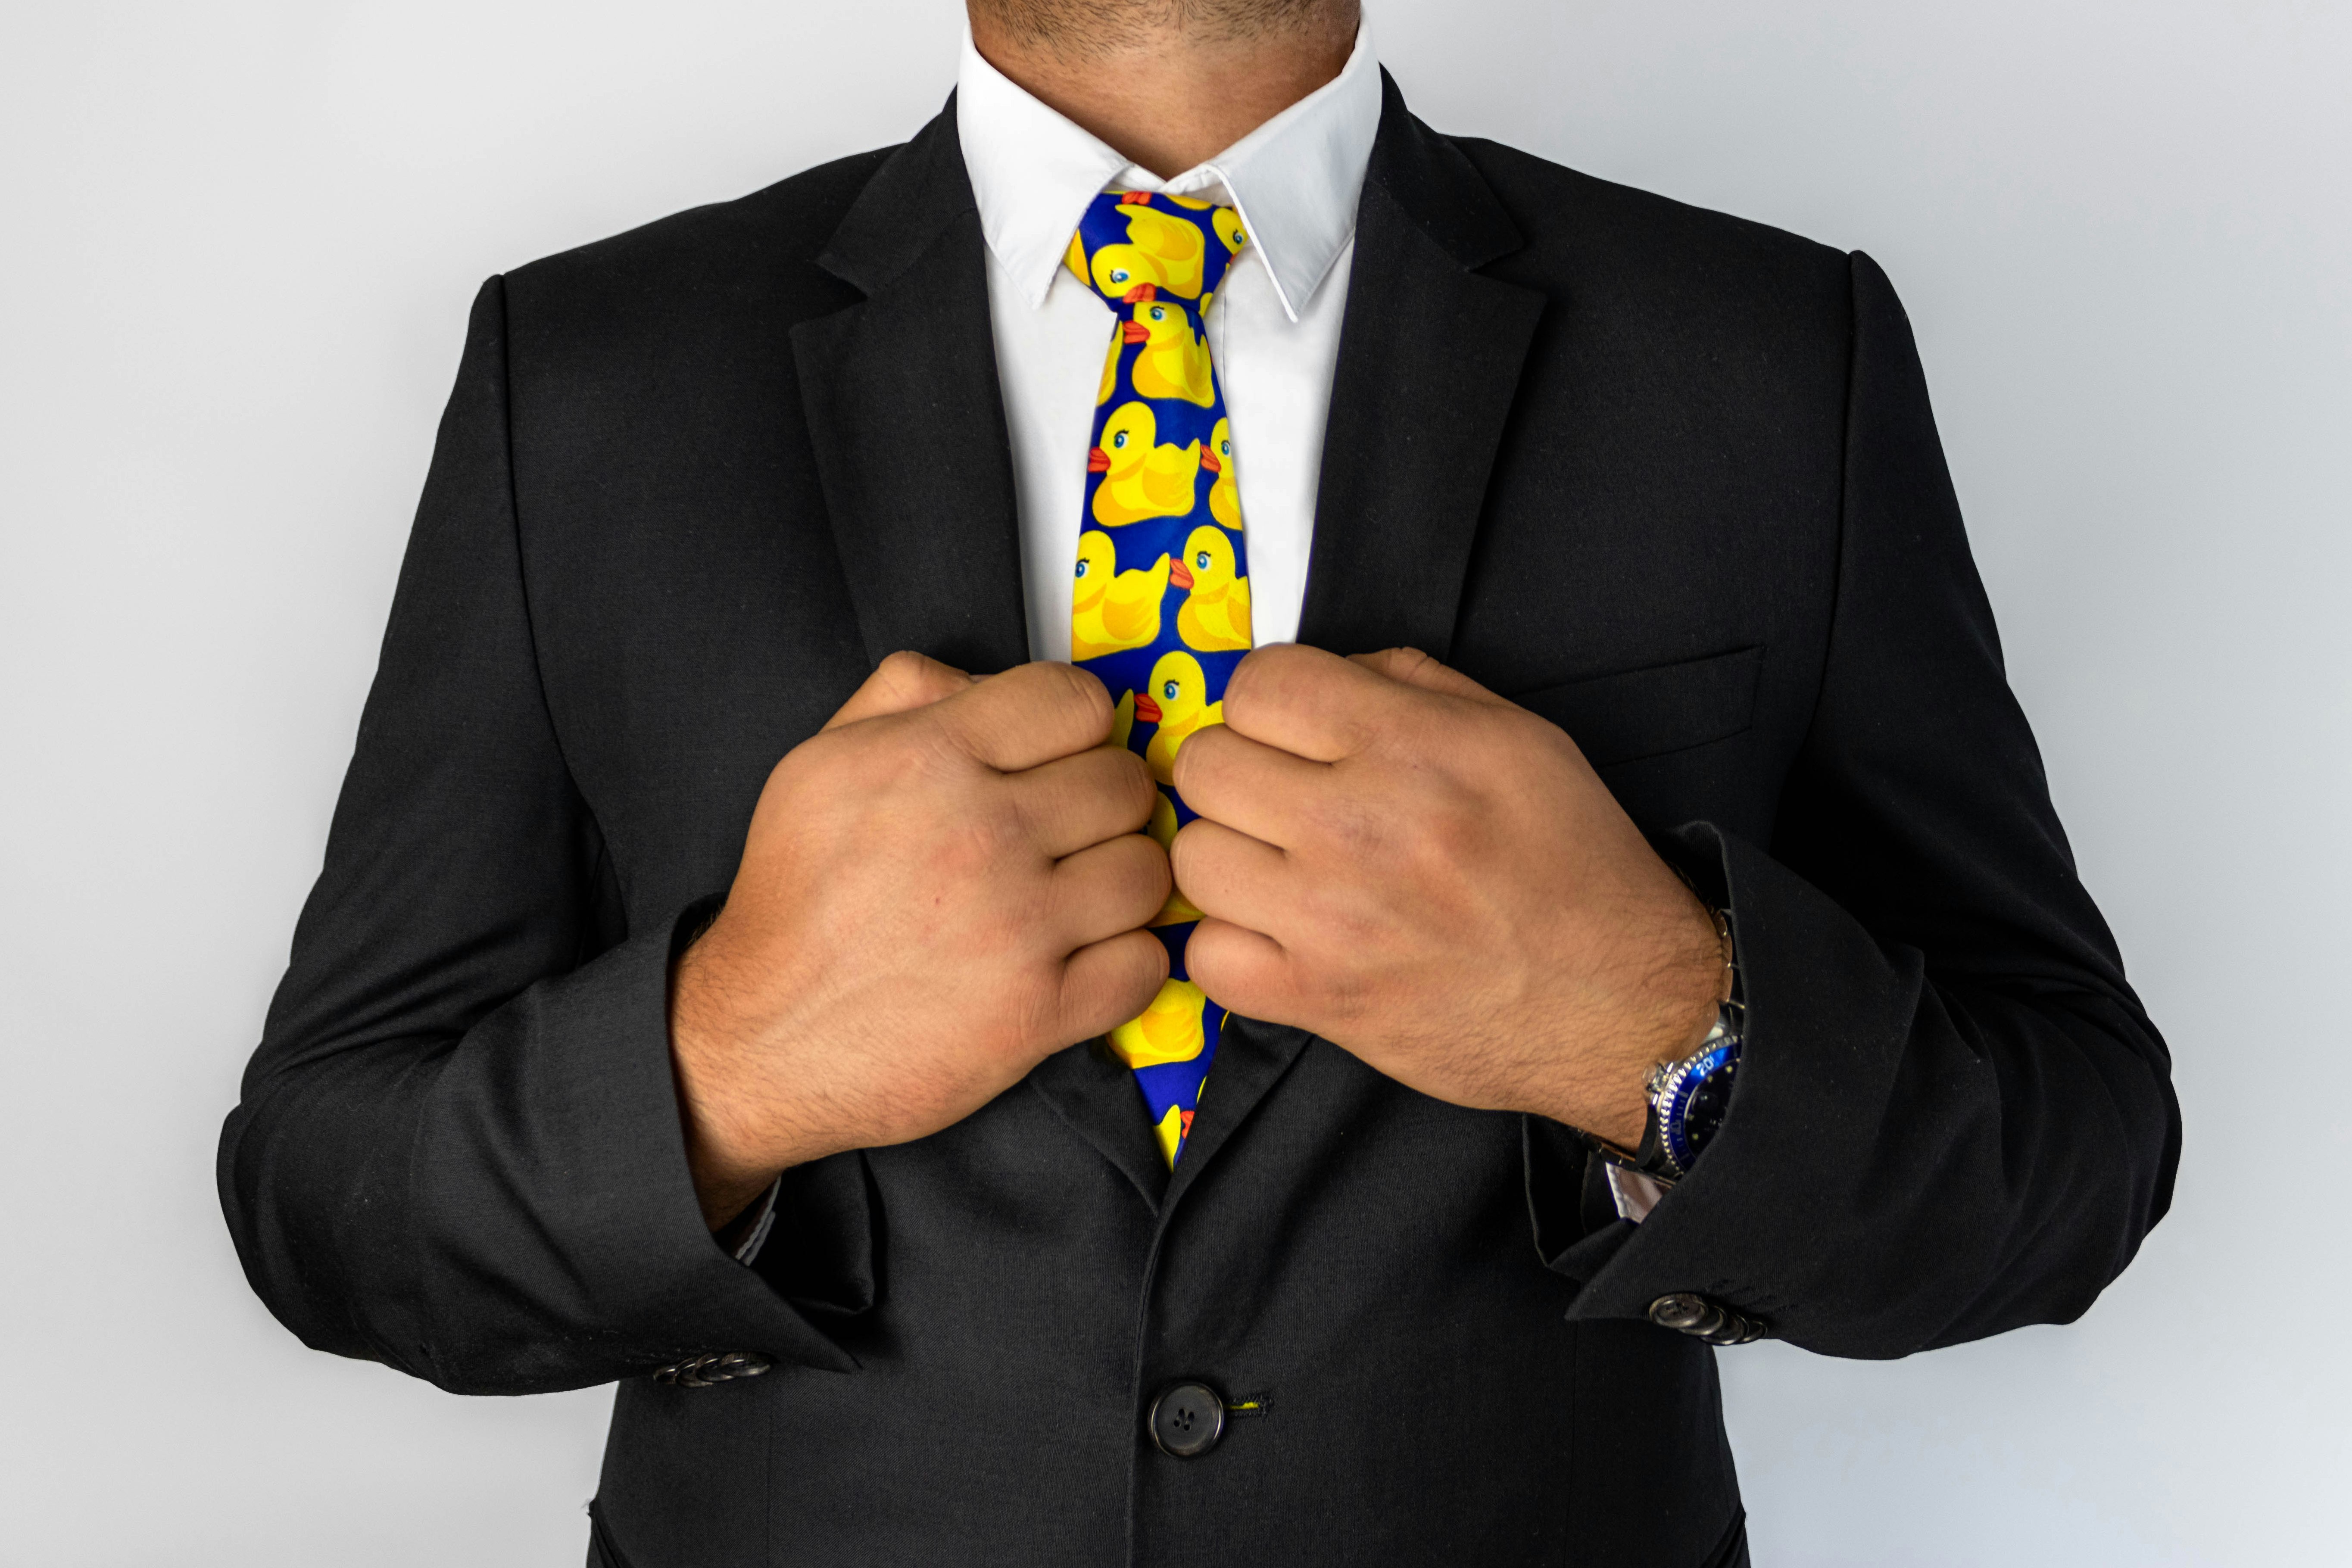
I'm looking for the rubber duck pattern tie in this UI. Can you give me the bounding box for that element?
[1067,190,1253,1167]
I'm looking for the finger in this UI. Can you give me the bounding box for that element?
[1055,928,1172,1044]
[823,650,976,730]
[1169,723,1329,848]
[1182,917,1299,1023]
[1220,642,1407,763]
[1049,832,1172,949]
[1005,746,1157,858]
[1348,647,1512,708]
[936,661,1116,773]
[1169,818,1295,933]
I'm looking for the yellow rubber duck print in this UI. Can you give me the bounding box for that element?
[1088,196,1207,299]
[1108,978,1209,1068]
[1173,525,1251,652]
[1212,207,1247,256]
[1123,299,1214,406]
[1089,402,1201,526]
[1145,791,1207,927]
[1071,532,1170,660]
[1069,187,1254,1170]
[1206,416,1242,532]
[1132,649,1224,785]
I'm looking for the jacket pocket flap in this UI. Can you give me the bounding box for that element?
[1510,646,1761,767]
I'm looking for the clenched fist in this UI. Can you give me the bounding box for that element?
[670,654,1172,1226]
[1171,644,1729,1148]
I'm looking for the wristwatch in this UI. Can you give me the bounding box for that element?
[1626,1001,1745,1179]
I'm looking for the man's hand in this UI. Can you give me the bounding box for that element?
[1171,645,1728,1147]
[670,654,1171,1228]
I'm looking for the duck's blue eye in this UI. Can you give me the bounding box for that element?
[1195,550,1211,570]
[1112,431,1128,449]
[1150,306,1164,321]
[1163,679,1180,700]
[1110,268,1129,284]
[1075,561,1089,578]
[1220,440,1230,456]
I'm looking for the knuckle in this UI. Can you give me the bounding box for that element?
[908,713,983,778]
[1168,727,1214,794]
[1217,652,1264,720]
[1044,660,1113,727]
[875,649,950,704]
[943,795,1026,876]
[1302,957,1374,1023]
[1419,793,1487,864]
[1134,834,1175,896]
[1311,792,1387,857]
[1226,642,1299,710]
[1165,820,1200,876]
[1120,753,1158,817]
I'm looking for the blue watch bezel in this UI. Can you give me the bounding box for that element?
[1656,1034,1750,1170]
[1650,1009,1744,1175]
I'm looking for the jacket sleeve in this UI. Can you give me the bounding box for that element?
[1543,253,2182,1358]
[216,277,858,1394]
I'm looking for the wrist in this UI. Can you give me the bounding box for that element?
[1599,897,1744,1179]
[1553,889,1730,1150]
[668,930,797,1228]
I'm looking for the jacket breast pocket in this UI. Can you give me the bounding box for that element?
[1508,646,1761,768]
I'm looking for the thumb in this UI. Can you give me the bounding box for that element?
[824,650,980,731]
[1347,647,1511,708]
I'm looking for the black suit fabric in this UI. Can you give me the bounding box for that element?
[220,79,2177,1568]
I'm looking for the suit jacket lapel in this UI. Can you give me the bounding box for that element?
[1159,1016,1314,1214]
[1297,73,1545,660]
[794,98,1031,675]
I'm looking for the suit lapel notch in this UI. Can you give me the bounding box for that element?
[1298,80,1544,660]
[1157,1016,1315,1210]
[794,96,1031,675]
[1030,1041,1170,1212]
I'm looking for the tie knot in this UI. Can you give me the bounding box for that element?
[1066,190,1248,313]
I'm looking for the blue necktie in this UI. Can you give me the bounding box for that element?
[1066,190,1253,1166]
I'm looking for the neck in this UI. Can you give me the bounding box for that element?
[968,1,1359,178]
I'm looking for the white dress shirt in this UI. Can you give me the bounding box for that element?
[955,25,1384,664]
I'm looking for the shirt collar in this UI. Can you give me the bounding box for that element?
[956,19,1382,321]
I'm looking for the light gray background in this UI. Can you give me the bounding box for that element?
[3,0,2344,1562]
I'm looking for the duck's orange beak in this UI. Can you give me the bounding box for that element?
[1122,319,1150,343]
[1119,190,1153,206]
[1168,559,1195,589]
[1123,283,1157,304]
[1087,447,1111,472]
[1198,450,1221,474]
[1132,692,1164,723]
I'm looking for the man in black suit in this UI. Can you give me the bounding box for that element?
[219,2,2180,1563]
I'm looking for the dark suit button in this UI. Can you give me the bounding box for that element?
[653,1350,775,1387]
[1650,1293,1768,1345]
[1147,1381,1227,1458]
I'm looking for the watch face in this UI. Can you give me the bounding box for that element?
[1681,1054,1738,1155]
[1660,1041,1741,1171]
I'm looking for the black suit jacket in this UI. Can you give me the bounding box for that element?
[220,80,2179,1568]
